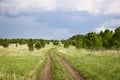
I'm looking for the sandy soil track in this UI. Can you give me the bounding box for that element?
[56,54,87,80]
[39,53,52,80]
[39,48,87,80]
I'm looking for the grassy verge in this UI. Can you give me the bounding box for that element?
[0,55,43,80]
[58,46,120,80]
[33,57,47,80]
[51,49,72,80]
[0,44,52,80]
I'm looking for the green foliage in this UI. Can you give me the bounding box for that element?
[35,41,41,49]
[111,27,120,49]
[100,29,113,49]
[19,38,26,45]
[64,41,69,48]
[47,41,50,44]
[68,34,84,49]
[40,40,46,48]
[63,26,120,50]
[0,38,3,46]
[27,39,34,51]
[53,40,59,46]
[85,32,102,50]
[0,26,120,50]
[16,38,19,47]
[2,39,9,48]
[75,41,83,49]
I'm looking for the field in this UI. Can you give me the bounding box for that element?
[0,44,52,80]
[0,44,120,80]
[58,46,120,80]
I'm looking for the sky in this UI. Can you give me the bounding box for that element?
[0,0,120,39]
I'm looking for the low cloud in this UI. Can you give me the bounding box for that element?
[95,26,114,33]
[0,16,72,39]
[0,0,120,16]
[95,19,120,33]
[0,0,56,16]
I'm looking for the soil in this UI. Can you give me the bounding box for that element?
[39,48,87,80]
[39,53,52,80]
[56,54,87,80]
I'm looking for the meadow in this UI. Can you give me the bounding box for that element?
[58,46,120,80]
[0,44,52,80]
[0,43,120,80]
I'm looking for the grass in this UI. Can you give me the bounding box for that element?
[1,43,120,80]
[0,55,43,80]
[58,46,120,80]
[51,49,72,80]
[0,44,52,80]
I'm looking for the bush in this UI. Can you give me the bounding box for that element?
[2,39,9,48]
[27,39,34,51]
[35,41,41,49]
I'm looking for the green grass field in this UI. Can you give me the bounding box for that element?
[58,46,120,80]
[0,44,53,80]
[0,44,120,80]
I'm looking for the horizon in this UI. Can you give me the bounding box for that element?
[0,27,117,40]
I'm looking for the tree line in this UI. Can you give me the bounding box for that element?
[0,26,120,51]
[0,38,48,51]
[62,26,120,50]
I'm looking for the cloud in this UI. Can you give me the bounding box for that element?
[1,10,119,37]
[43,27,72,39]
[106,19,120,27]
[95,26,113,33]
[95,19,120,32]
[0,0,120,16]
[0,16,72,39]
[0,0,120,39]
[35,11,117,33]
[77,0,120,15]
[103,0,120,15]
[0,0,56,16]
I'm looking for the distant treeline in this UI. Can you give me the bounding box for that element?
[0,26,120,51]
[62,26,120,50]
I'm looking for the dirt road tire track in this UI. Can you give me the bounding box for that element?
[39,53,52,80]
[55,54,87,80]
[27,60,42,80]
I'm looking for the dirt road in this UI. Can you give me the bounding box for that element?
[39,53,52,80]
[39,48,87,80]
[55,54,87,80]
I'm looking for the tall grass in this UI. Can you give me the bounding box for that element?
[0,44,52,80]
[58,46,120,80]
[0,55,43,80]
